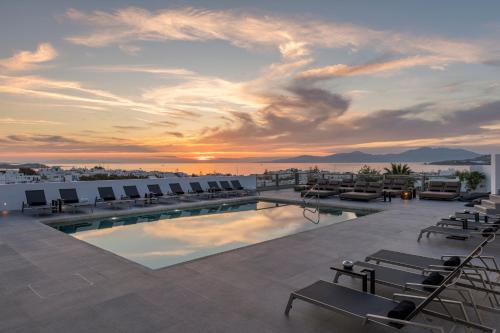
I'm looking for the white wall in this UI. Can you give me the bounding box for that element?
[492,154,500,195]
[0,175,256,212]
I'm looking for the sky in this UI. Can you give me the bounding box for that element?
[0,0,500,163]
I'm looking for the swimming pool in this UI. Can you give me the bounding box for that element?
[51,200,371,269]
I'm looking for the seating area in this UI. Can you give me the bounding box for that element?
[419,181,461,200]
[286,211,499,333]
[19,179,255,215]
[340,181,383,201]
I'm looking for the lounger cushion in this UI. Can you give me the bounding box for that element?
[419,191,458,200]
[422,272,444,291]
[443,256,460,268]
[387,300,415,328]
[482,228,496,237]
[340,191,380,201]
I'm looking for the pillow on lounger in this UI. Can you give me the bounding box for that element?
[443,256,460,269]
[482,228,495,237]
[422,272,444,291]
[388,300,416,328]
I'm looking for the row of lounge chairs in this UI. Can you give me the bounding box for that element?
[419,210,500,241]
[285,218,499,332]
[21,180,254,215]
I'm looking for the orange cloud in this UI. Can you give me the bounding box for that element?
[0,43,57,71]
[298,55,448,80]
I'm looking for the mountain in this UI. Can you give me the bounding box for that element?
[428,154,490,165]
[272,147,481,163]
[0,162,48,169]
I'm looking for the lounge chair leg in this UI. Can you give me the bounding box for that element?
[418,231,424,242]
[333,272,341,283]
[284,294,295,315]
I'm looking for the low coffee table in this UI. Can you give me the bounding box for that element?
[330,264,375,294]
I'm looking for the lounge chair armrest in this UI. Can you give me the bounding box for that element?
[441,255,467,259]
[364,314,445,333]
[422,269,451,275]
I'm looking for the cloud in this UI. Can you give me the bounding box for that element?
[0,74,171,115]
[0,43,57,71]
[64,6,488,66]
[0,133,161,154]
[0,118,61,125]
[83,65,196,76]
[165,131,184,138]
[200,94,500,151]
[297,55,448,81]
[118,44,141,55]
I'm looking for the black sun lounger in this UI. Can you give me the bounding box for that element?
[123,185,149,206]
[418,225,498,241]
[230,180,244,190]
[231,179,254,195]
[207,181,222,192]
[96,187,132,209]
[287,237,496,333]
[437,218,499,230]
[147,184,177,204]
[335,261,500,315]
[220,180,241,196]
[169,183,185,195]
[189,182,211,199]
[22,190,53,215]
[170,183,198,201]
[59,188,93,213]
[366,248,500,277]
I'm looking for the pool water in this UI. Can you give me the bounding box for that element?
[52,201,370,269]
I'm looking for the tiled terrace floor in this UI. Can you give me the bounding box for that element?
[0,190,498,332]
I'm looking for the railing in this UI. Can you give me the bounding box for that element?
[256,171,459,191]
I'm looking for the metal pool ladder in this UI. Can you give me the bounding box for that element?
[302,182,321,224]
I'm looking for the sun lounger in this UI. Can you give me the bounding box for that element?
[437,217,499,230]
[419,181,460,200]
[189,182,212,199]
[365,247,500,276]
[123,185,149,206]
[207,181,224,196]
[22,190,53,215]
[287,240,496,332]
[147,184,178,204]
[220,180,240,196]
[231,180,254,195]
[169,183,197,201]
[340,181,382,201]
[418,225,497,241]
[96,187,133,209]
[334,260,500,314]
[59,188,93,213]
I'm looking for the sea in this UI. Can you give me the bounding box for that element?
[52,162,471,176]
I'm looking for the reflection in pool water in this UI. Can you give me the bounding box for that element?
[53,201,370,269]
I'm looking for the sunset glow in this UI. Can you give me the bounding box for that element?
[1,2,499,163]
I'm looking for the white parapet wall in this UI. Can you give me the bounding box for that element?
[492,154,500,195]
[0,175,256,212]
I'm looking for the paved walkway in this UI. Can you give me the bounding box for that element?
[0,190,498,332]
